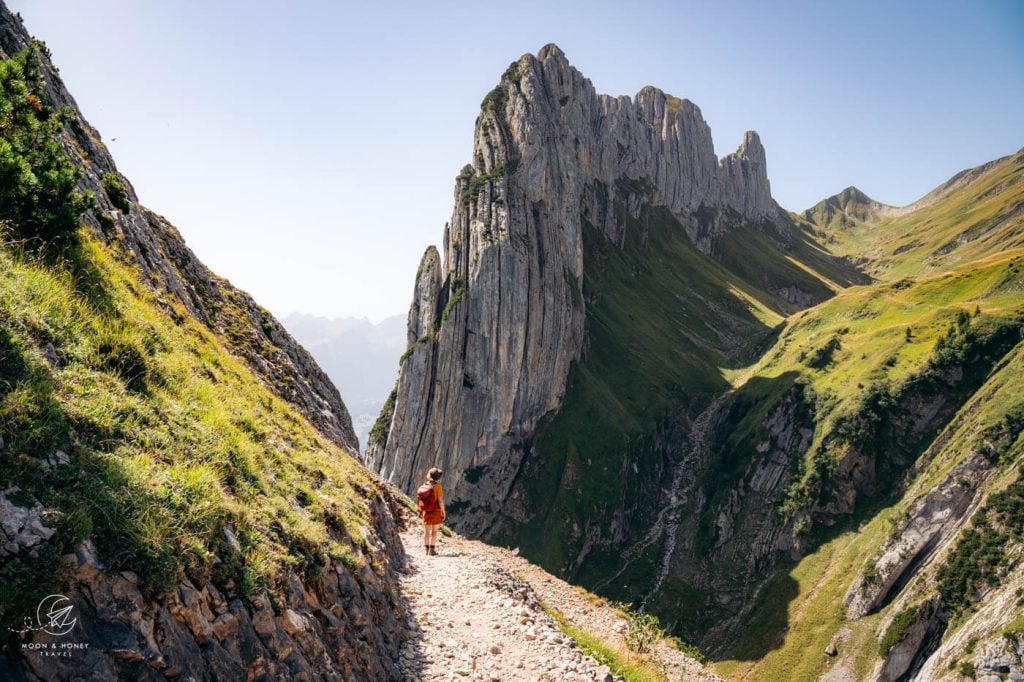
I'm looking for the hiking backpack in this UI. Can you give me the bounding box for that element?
[417,483,439,513]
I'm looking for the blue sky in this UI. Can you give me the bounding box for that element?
[11,0,1024,321]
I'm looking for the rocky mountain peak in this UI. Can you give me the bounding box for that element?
[718,130,772,219]
[468,46,778,245]
[835,185,873,205]
[735,130,766,164]
[407,245,442,346]
[369,44,790,533]
[635,84,701,116]
[802,184,892,230]
[536,42,568,63]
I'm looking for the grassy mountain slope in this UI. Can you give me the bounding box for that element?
[0,26,407,678]
[805,149,1024,279]
[0,234,381,628]
[681,157,1024,678]
[489,199,854,594]
[721,248,1023,470]
[710,216,872,307]
[0,8,359,453]
[709,249,1023,679]
[800,186,893,234]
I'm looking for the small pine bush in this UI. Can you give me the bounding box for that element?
[101,171,130,213]
[0,44,91,245]
[879,605,919,657]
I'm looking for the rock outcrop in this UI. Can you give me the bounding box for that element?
[0,488,55,560]
[914,568,1024,681]
[843,450,994,620]
[0,7,358,453]
[5,490,409,681]
[368,44,787,533]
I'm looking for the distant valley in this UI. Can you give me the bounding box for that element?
[283,313,405,452]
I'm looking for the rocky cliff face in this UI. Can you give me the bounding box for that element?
[367,44,799,534]
[0,7,358,454]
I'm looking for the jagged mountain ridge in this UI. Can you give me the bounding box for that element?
[367,45,855,539]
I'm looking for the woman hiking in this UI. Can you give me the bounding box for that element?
[417,467,446,556]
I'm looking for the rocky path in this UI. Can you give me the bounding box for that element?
[396,523,720,681]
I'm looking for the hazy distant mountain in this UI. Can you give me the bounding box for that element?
[283,313,406,451]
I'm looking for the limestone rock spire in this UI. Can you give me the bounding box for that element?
[368,44,783,534]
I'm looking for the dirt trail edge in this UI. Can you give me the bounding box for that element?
[396,520,720,681]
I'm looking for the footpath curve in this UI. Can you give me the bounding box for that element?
[395,517,720,682]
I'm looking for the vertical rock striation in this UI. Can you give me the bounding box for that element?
[368,44,783,533]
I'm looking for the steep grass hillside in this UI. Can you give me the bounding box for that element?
[0,8,359,454]
[802,148,1024,279]
[0,234,386,623]
[709,251,1023,679]
[0,19,407,679]
[686,157,1024,680]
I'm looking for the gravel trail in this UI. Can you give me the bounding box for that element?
[396,522,720,681]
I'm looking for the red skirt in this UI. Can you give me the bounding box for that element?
[423,508,444,525]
